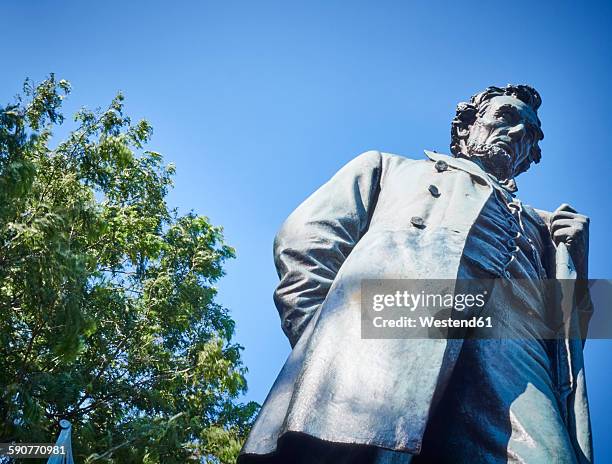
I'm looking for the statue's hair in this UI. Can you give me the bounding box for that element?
[450,84,544,176]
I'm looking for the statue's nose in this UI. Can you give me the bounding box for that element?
[508,123,526,141]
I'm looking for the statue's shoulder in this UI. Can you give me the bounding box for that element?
[349,150,426,170]
[337,151,429,188]
[381,151,425,166]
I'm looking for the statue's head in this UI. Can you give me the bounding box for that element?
[450,84,544,182]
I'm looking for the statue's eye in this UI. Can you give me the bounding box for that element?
[497,108,518,124]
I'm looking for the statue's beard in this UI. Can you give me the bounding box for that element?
[465,142,514,181]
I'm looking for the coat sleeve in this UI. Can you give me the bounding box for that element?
[273,150,384,347]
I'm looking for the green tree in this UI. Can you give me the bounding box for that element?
[0,75,258,463]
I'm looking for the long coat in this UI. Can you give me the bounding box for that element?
[239,150,593,462]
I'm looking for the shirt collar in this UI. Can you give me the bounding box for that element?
[423,150,517,196]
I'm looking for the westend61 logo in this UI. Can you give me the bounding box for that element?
[360,278,612,340]
[368,288,492,333]
[362,280,495,339]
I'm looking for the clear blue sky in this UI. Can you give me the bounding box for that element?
[2,0,611,459]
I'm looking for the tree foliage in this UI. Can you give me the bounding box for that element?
[0,75,258,463]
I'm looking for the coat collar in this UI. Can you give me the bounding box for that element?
[423,150,517,196]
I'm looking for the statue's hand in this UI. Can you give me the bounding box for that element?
[550,203,590,279]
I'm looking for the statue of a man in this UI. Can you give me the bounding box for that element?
[239,85,593,463]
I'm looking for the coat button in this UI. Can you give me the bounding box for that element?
[428,184,440,197]
[411,216,425,228]
[434,160,448,172]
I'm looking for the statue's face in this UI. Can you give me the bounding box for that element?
[463,95,541,180]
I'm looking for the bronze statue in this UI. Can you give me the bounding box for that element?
[239,85,592,463]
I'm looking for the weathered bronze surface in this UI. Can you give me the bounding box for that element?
[239,85,592,463]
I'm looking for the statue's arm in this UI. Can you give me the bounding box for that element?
[273,150,384,347]
[537,207,593,341]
